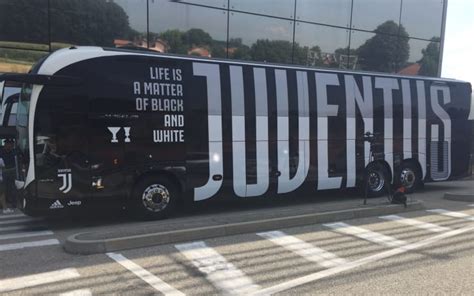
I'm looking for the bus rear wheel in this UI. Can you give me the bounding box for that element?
[132,176,178,220]
[397,163,421,194]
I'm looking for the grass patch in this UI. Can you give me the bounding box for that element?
[0,41,49,51]
[0,62,31,73]
[51,42,74,50]
[0,41,75,52]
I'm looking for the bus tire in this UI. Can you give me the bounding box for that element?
[132,176,178,220]
[397,162,421,194]
[365,163,389,198]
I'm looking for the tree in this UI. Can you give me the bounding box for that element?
[210,41,227,58]
[184,28,212,47]
[356,21,410,73]
[49,0,131,46]
[0,0,49,45]
[159,30,187,54]
[228,38,251,60]
[293,44,322,66]
[159,28,226,57]
[418,37,440,77]
[334,47,358,69]
[249,40,293,64]
[0,0,133,47]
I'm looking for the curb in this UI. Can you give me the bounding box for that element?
[64,200,424,255]
[443,192,474,202]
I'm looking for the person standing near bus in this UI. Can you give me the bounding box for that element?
[0,156,13,214]
[0,139,16,209]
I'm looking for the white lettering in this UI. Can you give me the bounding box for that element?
[375,77,398,180]
[430,84,451,180]
[175,69,182,81]
[139,82,183,97]
[401,79,412,160]
[144,82,153,95]
[192,63,223,201]
[150,66,170,80]
[345,75,373,187]
[417,81,427,179]
[133,81,141,95]
[276,70,309,194]
[136,98,184,112]
[315,72,342,190]
[164,114,184,127]
[151,98,158,111]
[153,130,184,143]
[135,98,144,111]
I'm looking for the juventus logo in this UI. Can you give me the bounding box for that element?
[58,169,72,194]
[108,127,131,143]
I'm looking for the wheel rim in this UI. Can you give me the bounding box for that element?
[368,170,385,192]
[141,184,170,212]
[400,168,416,189]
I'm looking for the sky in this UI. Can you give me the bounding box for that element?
[442,0,474,82]
[442,0,474,118]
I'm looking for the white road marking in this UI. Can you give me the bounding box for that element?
[0,230,54,241]
[0,217,39,225]
[469,204,474,207]
[107,252,184,296]
[324,222,407,247]
[0,213,26,220]
[0,225,41,232]
[427,209,474,221]
[0,268,80,293]
[380,215,451,233]
[0,239,60,252]
[251,224,474,295]
[59,289,92,296]
[175,241,261,295]
[257,230,347,268]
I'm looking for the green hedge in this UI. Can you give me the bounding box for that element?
[0,47,47,63]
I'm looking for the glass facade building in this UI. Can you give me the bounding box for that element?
[0,0,446,76]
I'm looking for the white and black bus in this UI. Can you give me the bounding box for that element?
[0,47,472,219]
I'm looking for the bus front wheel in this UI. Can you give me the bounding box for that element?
[132,176,178,220]
[365,163,390,197]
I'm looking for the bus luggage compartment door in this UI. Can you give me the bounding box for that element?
[87,113,127,199]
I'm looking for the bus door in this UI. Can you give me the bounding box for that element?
[33,83,92,204]
[34,111,92,202]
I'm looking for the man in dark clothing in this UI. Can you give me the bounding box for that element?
[0,139,17,208]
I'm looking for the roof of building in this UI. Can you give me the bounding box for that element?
[398,63,421,76]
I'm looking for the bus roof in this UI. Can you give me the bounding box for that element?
[32,46,470,86]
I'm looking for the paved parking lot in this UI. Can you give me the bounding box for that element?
[0,181,473,295]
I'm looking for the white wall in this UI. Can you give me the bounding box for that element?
[442,0,474,119]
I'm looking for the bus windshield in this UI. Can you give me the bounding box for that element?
[17,84,32,154]
[0,81,4,107]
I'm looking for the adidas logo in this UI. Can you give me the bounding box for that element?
[49,200,64,210]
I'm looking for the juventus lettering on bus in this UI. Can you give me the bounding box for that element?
[192,63,460,200]
[3,47,471,219]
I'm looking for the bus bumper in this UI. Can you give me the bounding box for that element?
[17,191,55,217]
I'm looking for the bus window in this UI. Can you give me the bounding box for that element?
[7,102,17,126]
[0,82,20,126]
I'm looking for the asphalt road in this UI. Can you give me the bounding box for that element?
[0,180,473,295]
